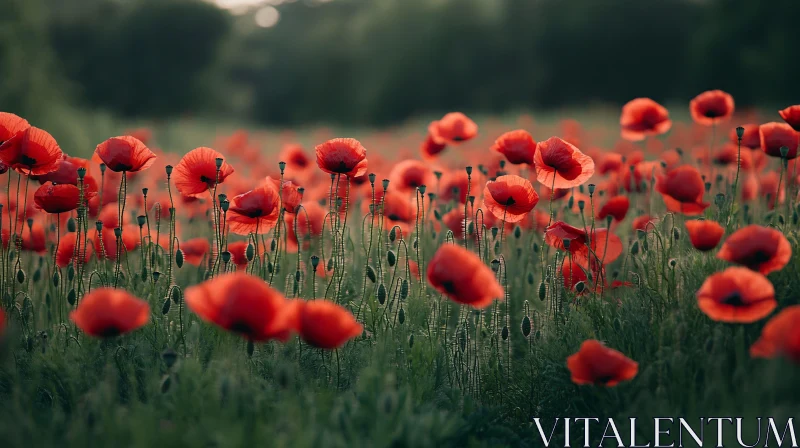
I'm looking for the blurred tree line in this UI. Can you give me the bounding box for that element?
[2,0,799,127]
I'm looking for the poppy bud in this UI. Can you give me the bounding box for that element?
[377,284,387,304]
[568,195,574,209]
[326,257,334,272]
[514,226,521,239]
[673,228,681,240]
[294,270,301,283]
[501,325,509,341]
[68,265,75,281]
[176,249,184,268]
[33,269,41,283]
[521,315,532,337]
[533,242,539,253]
[218,193,227,204]
[270,240,277,252]
[499,160,506,169]
[398,307,405,324]
[114,227,122,238]
[278,161,286,172]
[413,239,418,250]
[538,282,546,301]
[467,222,474,234]
[171,287,181,304]
[99,163,107,173]
[389,227,396,242]
[491,227,498,239]
[434,171,442,180]
[490,258,500,272]
[52,271,60,287]
[162,297,171,315]
[142,187,149,197]
[382,179,390,191]
[578,200,585,211]
[704,182,711,192]
[465,166,473,176]
[366,265,376,283]
[669,258,677,268]
[65,217,77,232]
[246,243,255,261]
[575,281,586,293]
[400,279,409,299]
[368,173,376,185]
[162,348,178,369]
[631,240,640,255]
[67,288,76,306]
[221,251,232,263]
[137,215,146,228]
[433,209,441,220]
[407,334,414,349]
[215,157,224,169]
[579,185,585,194]
[153,271,161,282]
[527,272,534,285]
[310,255,320,270]
[715,193,725,208]
[17,269,25,284]
[247,340,254,357]
[387,250,396,267]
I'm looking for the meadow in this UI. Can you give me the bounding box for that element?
[1,96,800,447]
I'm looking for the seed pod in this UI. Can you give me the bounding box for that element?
[538,282,546,301]
[408,334,414,348]
[161,297,171,315]
[521,315,532,337]
[171,287,181,304]
[389,227,396,242]
[327,257,334,272]
[68,264,75,281]
[246,243,255,261]
[387,250,396,267]
[17,269,26,284]
[366,265,377,283]
[52,271,60,287]
[514,226,521,239]
[433,210,442,220]
[141,267,148,281]
[33,269,41,283]
[67,218,77,232]
[501,326,509,341]
[175,249,184,268]
[533,242,539,253]
[67,289,76,306]
[673,228,681,240]
[527,272,534,285]
[398,307,405,324]
[295,270,301,283]
[630,240,640,255]
[490,259,500,272]
[377,284,387,304]
[400,279,409,299]
[270,239,277,252]
[575,281,586,293]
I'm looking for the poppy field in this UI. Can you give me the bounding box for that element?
[1,96,800,447]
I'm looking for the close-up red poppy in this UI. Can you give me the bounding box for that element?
[0,112,30,144]
[388,159,433,193]
[567,340,638,387]
[685,220,724,251]
[716,225,791,275]
[315,138,368,178]
[696,267,776,323]
[689,90,734,125]
[70,288,150,337]
[482,174,539,223]
[94,136,157,172]
[180,237,211,266]
[297,300,363,349]
[491,129,536,165]
[56,232,93,268]
[420,132,447,159]
[427,243,504,309]
[267,176,303,214]
[0,126,63,175]
[185,272,294,342]
[619,98,672,141]
[33,181,97,214]
[544,221,589,254]
[778,105,800,132]
[227,182,281,235]
[428,112,478,145]
[759,122,800,159]
[173,147,236,198]
[750,305,800,362]
[655,165,709,215]
[596,195,629,222]
[534,137,595,189]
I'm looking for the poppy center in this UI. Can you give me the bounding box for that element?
[245,209,263,218]
[452,136,465,142]
[387,214,401,221]
[229,320,254,336]
[337,161,350,173]
[20,155,36,166]
[504,197,516,206]
[721,292,744,306]
[740,249,774,268]
[595,375,614,384]
[441,280,457,293]
[199,175,216,186]
[99,327,121,338]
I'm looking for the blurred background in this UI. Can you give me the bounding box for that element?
[2,0,799,140]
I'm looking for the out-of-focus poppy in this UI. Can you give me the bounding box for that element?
[439,170,478,204]
[428,113,478,145]
[760,122,800,159]
[173,147,235,198]
[759,171,786,208]
[34,181,97,214]
[388,160,433,193]
[598,152,624,175]
[180,237,211,266]
[685,220,724,252]
[95,225,140,260]
[315,138,368,178]
[420,133,447,159]
[382,190,417,238]
[56,232,93,268]
[94,136,156,172]
[491,130,536,165]
[729,124,761,149]
[567,340,638,387]
[597,196,629,222]
[227,182,281,235]
[750,306,800,362]
[279,144,311,173]
[227,241,250,269]
[632,214,657,232]
[534,137,595,189]
[33,155,90,186]
[716,225,791,275]
[778,105,800,132]
[185,273,295,342]
[713,143,753,170]
[70,288,150,337]
[0,127,62,175]
[545,222,621,265]
[427,243,504,309]
[482,175,539,223]
[267,177,303,214]
[0,112,29,144]
[545,221,588,254]
[696,267,775,323]
[690,90,734,126]
[655,165,709,215]
[297,300,362,349]
[619,98,672,141]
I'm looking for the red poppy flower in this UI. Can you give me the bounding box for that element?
[684,220,724,251]
[315,138,368,178]
[286,201,325,251]
[716,225,791,275]
[227,241,250,269]
[34,181,97,214]
[534,137,595,189]
[696,267,775,323]
[267,177,303,214]
[545,221,589,254]
[0,126,63,175]
[0,112,30,144]
[227,182,281,235]
[491,130,536,165]
[279,144,311,172]
[94,225,140,260]
[713,143,753,170]
[10,219,47,253]
[420,132,447,159]
[70,288,150,337]
[730,124,761,149]
[690,90,735,126]
[545,222,621,265]
[56,232,93,268]
[562,259,601,294]
[778,105,800,132]
[567,340,638,387]
[619,98,672,141]
[632,215,657,232]
[439,170,479,204]
[33,155,90,185]
[597,195,629,222]
[297,300,362,349]
[382,190,416,237]
[598,152,624,175]
[759,122,800,159]
[428,112,478,145]
[427,243,504,309]
[173,147,236,198]
[94,136,156,172]
[750,306,800,362]
[655,165,709,215]
[185,272,295,342]
[482,175,539,223]
[388,160,433,193]
[180,237,211,266]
